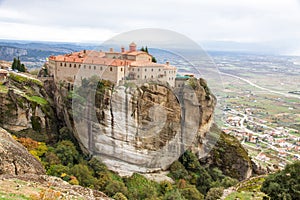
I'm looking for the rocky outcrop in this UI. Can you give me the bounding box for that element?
[71,78,216,175]
[0,72,58,139]
[0,127,45,175]
[200,124,252,181]
[0,174,110,200]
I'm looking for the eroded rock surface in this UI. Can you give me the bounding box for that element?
[0,127,45,175]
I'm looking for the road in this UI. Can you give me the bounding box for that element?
[220,72,300,99]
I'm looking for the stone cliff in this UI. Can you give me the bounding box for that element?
[70,78,217,174]
[0,70,253,180]
[0,127,45,175]
[0,72,59,141]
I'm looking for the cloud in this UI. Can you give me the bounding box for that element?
[0,0,300,54]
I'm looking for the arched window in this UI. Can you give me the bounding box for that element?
[121,68,123,72]
[145,75,147,79]
[145,69,147,72]
[69,63,72,67]
[64,63,66,67]
[151,75,153,78]
[74,64,76,68]
[89,66,91,69]
[110,67,112,71]
[100,66,103,70]
[94,66,96,70]
[151,69,153,71]
[60,63,62,66]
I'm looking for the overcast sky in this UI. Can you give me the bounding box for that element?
[1,0,300,54]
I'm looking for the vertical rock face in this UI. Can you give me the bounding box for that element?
[0,75,58,136]
[0,127,45,175]
[72,79,216,174]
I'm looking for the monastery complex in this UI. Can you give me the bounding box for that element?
[48,42,181,87]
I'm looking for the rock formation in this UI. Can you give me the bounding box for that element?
[0,127,45,175]
[71,78,216,174]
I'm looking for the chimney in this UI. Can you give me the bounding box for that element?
[121,46,125,53]
[109,48,114,52]
[166,61,169,66]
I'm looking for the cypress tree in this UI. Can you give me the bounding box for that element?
[12,57,17,70]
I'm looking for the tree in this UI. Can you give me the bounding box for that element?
[181,186,204,200]
[11,57,26,72]
[205,187,224,200]
[105,180,128,197]
[169,161,189,180]
[261,161,300,200]
[12,57,18,70]
[54,140,79,166]
[70,164,97,187]
[145,46,149,53]
[152,56,157,63]
[140,46,145,51]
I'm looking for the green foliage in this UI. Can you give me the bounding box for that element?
[105,180,128,197]
[30,116,42,132]
[54,140,79,166]
[47,164,70,177]
[205,187,224,200]
[11,57,26,72]
[9,72,43,86]
[70,164,97,187]
[180,186,204,200]
[180,151,201,172]
[261,161,300,200]
[160,181,173,195]
[169,161,189,180]
[163,189,185,200]
[152,56,157,63]
[124,173,159,200]
[113,192,128,200]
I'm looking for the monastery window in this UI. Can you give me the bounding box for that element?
[151,75,153,78]
[89,66,91,69]
[132,68,134,71]
[145,75,147,79]
[60,63,62,66]
[137,75,140,78]
[151,69,153,72]
[94,66,96,70]
[84,65,86,69]
[69,63,72,67]
[74,64,76,68]
[64,63,66,67]
[110,67,112,71]
[159,69,161,71]
[145,69,147,72]
[79,64,81,68]
[120,68,123,72]
[138,69,140,71]
[100,66,103,70]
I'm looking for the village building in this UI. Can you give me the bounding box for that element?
[48,42,178,87]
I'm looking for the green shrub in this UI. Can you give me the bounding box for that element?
[169,161,189,180]
[105,180,128,197]
[124,173,159,200]
[113,192,128,200]
[54,140,79,166]
[205,187,224,200]
[181,186,204,200]
[261,161,300,200]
